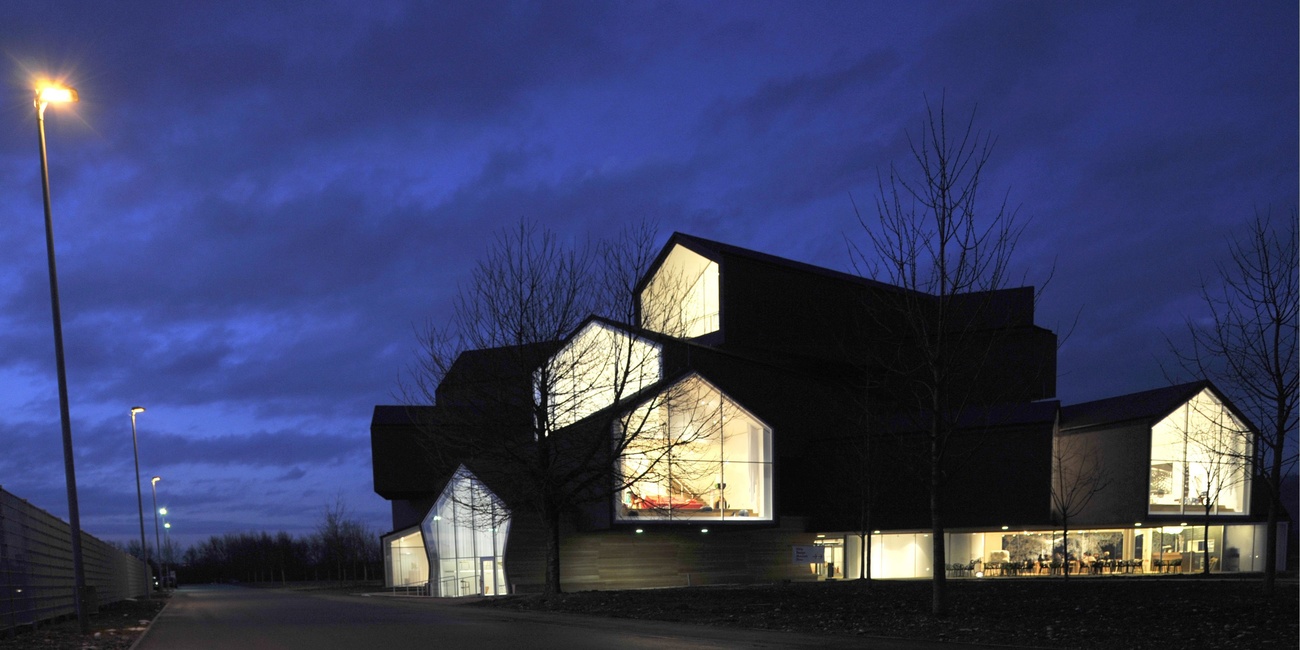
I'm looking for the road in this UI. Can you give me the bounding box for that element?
[134,585,1002,649]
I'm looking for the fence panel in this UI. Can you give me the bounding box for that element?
[1,487,148,632]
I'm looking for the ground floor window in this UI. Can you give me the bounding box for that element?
[825,522,1281,580]
[382,527,428,589]
[421,466,511,597]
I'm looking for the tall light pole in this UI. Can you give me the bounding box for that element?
[130,406,150,600]
[162,518,172,586]
[150,476,163,588]
[35,82,89,633]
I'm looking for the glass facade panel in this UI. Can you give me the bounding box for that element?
[1148,389,1251,516]
[384,529,428,588]
[617,375,772,521]
[837,523,1279,580]
[422,466,511,597]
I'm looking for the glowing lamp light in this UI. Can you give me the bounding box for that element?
[1000,525,1009,530]
[700,528,709,534]
[36,85,79,105]
[159,507,168,516]
[634,528,644,534]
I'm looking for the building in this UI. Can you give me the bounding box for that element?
[371,233,1285,595]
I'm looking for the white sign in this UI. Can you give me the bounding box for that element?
[792,545,823,563]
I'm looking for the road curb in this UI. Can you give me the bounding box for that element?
[126,596,172,650]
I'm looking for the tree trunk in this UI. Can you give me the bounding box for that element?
[930,431,947,616]
[862,531,872,583]
[1062,525,1069,580]
[1264,433,1283,594]
[543,505,563,596]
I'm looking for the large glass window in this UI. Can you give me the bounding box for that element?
[849,523,1280,580]
[545,322,662,429]
[422,466,510,597]
[640,245,720,338]
[869,533,935,579]
[1148,389,1251,516]
[617,375,771,521]
[383,527,428,589]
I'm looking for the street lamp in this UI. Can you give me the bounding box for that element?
[130,406,150,600]
[163,520,172,583]
[35,81,89,633]
[150,476,162,588]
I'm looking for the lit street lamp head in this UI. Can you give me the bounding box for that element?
[34,84,79,116]
[36,85,78,104]
[132,406,146,415]
[152,476,161,486]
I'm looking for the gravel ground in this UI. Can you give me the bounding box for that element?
[476,575,1299,649]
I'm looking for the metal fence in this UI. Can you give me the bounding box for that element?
[1,486,148,632]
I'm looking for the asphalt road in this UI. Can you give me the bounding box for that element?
[134,585,999,649]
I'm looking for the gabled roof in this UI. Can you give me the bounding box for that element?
[635,231,909,297]
[1060,380,1212,432]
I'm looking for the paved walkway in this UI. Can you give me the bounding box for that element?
[134,585,1029,649]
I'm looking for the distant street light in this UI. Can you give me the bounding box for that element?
[130,406,151,600]
[150,476,163,588]
[35,80,89,633]
[163,519,172,584]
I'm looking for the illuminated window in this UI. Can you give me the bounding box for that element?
[545,321,662,430]
[640,245,720,338]
[1148,389,1251,516]
[422,466,510,597]
[382,527,427,589]
[616,375,771,522]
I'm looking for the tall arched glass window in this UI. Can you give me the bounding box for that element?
[422,466,511,597]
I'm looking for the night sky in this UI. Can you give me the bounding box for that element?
[1,2,1295,551]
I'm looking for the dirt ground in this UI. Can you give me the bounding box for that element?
[4,576,1295,649]
[0,594,167,650]
[477,575,1299,649]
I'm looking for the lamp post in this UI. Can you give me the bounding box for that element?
[162,519,172,586]
[150,476,162,588]
[35,82,89,633]
[130,406,150,600]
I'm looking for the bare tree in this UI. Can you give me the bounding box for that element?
[316,497,378,582]
[1170,210,1297,592]
[851,96,1027,616]
[1051,432,1110,579]
[405,219,717,596]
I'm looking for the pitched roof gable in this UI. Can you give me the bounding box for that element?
[1060,380,1211,431]
[635,231,913,297]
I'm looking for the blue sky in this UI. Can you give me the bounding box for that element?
[1,1,1295,550]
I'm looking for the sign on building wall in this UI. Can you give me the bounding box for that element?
[791,545,823,563]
